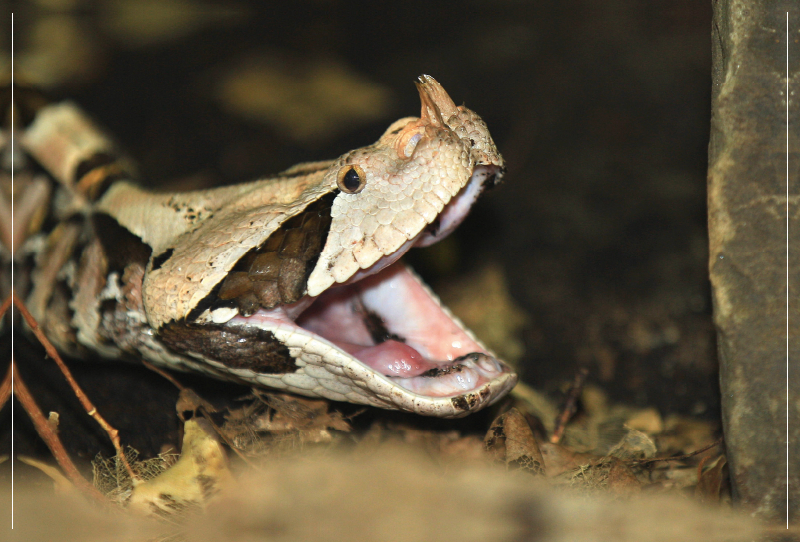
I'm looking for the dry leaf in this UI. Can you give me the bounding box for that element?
[222,391,351,453]
[485,408,545,475]
[128,418,233,516]
[538,442,596,478]
[695,455,728,503]
[606,459,642,494]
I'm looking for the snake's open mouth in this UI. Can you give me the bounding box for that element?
[297,263,511,396]
[231,262,515,400]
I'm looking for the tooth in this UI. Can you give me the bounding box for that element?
[210,307,238,324]
[454,367,479,390]
[476,355,499,374]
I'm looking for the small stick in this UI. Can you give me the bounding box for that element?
[0,364,11,415]
[140,359,259,470]
[0,296,11,413]
[140,359,185,391]
[629,436,724,466]
[12,292,140,484]
[12,361,107,502]
[550,367,589,444]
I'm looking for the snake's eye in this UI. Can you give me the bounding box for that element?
[337,165,367,194]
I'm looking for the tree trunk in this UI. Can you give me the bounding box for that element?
[708,0,798,521]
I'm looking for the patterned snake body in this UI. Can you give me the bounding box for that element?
[22,76,517,417]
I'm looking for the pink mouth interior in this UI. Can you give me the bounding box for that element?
[297,264,489,378]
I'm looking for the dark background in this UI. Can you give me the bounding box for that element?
[4,0,717,465]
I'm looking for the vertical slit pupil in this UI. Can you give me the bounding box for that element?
[343,168,361,191]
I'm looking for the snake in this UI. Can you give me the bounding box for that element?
[17,75,518,418]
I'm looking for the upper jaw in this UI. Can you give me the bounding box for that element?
[329,161,505,285]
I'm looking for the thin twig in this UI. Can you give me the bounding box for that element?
[550,367,589,444]
[630,436,724,466]
[12,292,140,484]
[12,361,107,502]
[0,296,11,412]
[140,359,186,391]
[0,363,11,415]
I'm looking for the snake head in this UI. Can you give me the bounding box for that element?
[90,76,515,417]
[307,75,505,295]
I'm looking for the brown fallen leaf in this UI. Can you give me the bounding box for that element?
[128,418,233,516]
[222,391,351,454]
[561,457,645,495]
[538,441,596,478]
[485,408,545,475]
[695,455,728,504]
[606,459,642,495]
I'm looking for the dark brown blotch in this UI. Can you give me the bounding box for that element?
[248,252,281,281]
[212,193,334,314]
[160,321,296,374]
[277,258,307,302]
[451,396,470,411]
[217,272,251,300]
